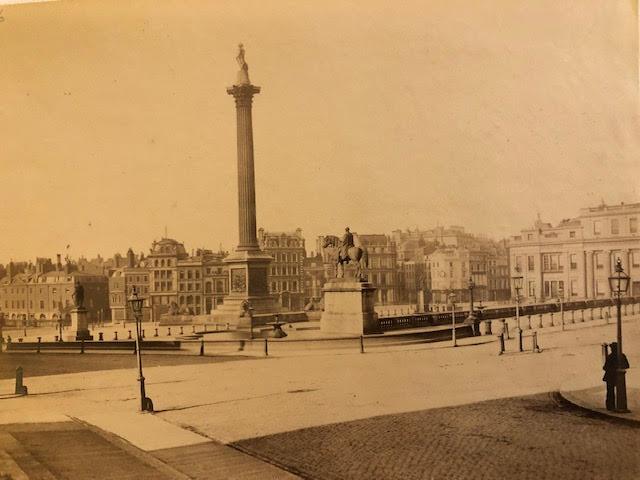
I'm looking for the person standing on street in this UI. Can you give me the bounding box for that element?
[603,342,629,411]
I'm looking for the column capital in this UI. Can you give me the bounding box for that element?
[227,84,261,105]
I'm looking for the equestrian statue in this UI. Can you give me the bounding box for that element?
[322,227,369,281]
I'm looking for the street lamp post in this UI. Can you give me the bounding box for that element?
[467,277,477,336]
[608,258,630,413]
[558,287,565,331]
[128,286,153,412]
[449,292,457,347]
[512,266,524,331]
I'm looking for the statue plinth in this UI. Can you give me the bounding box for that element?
[64,307,93,341]
[210,249,277,334]
[321,279,380,336]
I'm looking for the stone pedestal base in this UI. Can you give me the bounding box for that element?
[64,308,93,341]
[209,248,278,336]
[321,279,380,335]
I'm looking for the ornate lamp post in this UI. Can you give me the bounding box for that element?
[128,286,153,412]
[449,292,457,347]
[512,266,524,331]
[608,258,630,412]
[466,277,477,336]
[558,286,565,331]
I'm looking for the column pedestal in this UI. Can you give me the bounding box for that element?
[210,249,277,334]
[64,308,93,341]
[321,279,380,335]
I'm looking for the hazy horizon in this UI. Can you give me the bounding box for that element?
[1,0,638,264]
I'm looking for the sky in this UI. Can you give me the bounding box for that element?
[1,0,638,263]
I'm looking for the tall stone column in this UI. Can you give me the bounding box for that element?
[212,45,277,333]
[228,83,261,251]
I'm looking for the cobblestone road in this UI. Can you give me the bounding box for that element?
[236,393,640,480]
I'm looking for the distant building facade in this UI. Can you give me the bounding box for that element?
[358,234,398,304]
[0,260,109,326]
[258,228,306,311]
[109,249,151,322]
[509,202,640,302]
[429,247,489,306]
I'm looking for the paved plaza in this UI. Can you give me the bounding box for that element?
[0,314,639,478]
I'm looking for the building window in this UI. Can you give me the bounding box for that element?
[527,256,534,271]
[631,218,638,234]
[187,270,192,280]
[527,233,533,240]
[180,271,185,280]
[595,253,604,269]
[570,280,578,296]
[528,281,535,297]
[593,221,602,235]
[633,251,640,268]
[292,281,298,292]
[569,231,576,238]
[542,254,562,272]
[611,219,620,235]
[195,271,200,280]
[570,254,577,270]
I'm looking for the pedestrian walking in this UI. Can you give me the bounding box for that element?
[603,342,629,411]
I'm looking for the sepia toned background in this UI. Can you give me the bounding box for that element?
[0,0,638,262]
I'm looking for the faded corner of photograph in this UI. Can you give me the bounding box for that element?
[0,1,639,479]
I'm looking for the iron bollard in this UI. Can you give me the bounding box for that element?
[80,340,85,354]
[98,332,104,341]
[605,311,610,324]
[580,309,584,322]
[360,335,365,354]
[167,327,171,336]
[527,315,532,330]
[114,331,118,341]
[538,314,543,329]
[518,329,523,352]
[23,328,27,337]
[238,340,246,351]
[128,330,132,340]
[570,310,575,324]
[503,322,510,340]
[532,332,541,353]
[590,308,594,321]
[498,333,505,355]
[192,325,196,333]
[37,337,41,354]
[550,312,554,327]
[264,338,269,357]
[142,329,145,338]
[54,335,59,342]
[180,326,184,335]
[154,328,158,337]
[15,367,28,395]
[199,339,204,356]
[624,304,628,316]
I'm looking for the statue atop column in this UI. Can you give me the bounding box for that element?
[236,43,251,85]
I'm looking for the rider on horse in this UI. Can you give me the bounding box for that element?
[340,227,354,263]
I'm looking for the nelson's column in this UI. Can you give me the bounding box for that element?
[212,44,277,330]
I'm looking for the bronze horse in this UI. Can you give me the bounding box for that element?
[322,235,369,281]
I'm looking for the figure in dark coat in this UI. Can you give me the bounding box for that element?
[603,342,630,411]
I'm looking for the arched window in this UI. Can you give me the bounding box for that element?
[205,282,212,293]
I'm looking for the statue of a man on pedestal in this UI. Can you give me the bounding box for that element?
[72,280,85,309]
[236,43,251,85]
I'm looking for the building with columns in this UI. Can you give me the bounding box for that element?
[258,228,306,311]
[509,202,640,303]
